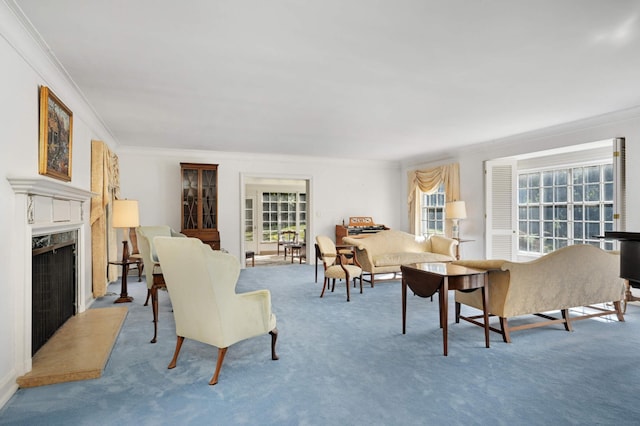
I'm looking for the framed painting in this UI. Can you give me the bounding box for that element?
[39,86,73,181]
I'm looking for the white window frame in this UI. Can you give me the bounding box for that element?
[420,183,446,236]
[485,138,625,260]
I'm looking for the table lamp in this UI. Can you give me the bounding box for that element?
[445,200,467,240]
[112,199,140,263]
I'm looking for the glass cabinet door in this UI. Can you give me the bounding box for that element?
[201,168,217,229]
[182,168,198,230]
[180,163,220,249]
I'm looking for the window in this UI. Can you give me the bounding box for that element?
[261,192,306,242]
[518,163,614,254]
[486,138,624,260]
[420,183,446,236]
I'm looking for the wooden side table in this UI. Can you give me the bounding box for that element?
[401,262,489,356]
[108,259,137,303]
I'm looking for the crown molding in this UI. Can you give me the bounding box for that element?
[1,1,118,145]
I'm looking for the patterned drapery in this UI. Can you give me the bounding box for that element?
[90,140,120,297]
[407,163,460,235]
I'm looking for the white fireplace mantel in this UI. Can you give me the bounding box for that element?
[8,176,95,376]
[7,176,95,201]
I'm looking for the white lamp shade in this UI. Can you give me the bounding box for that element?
[445,201,467,220]
[112,199,140,228]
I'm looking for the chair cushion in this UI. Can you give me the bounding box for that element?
[325,264,362,279]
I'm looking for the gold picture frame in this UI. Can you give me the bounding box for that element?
[39,86,73,181]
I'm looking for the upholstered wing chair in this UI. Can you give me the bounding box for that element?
[154,236,278,385]
[135,226,186,305]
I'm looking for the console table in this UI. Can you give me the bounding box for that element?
[401,262,489,356]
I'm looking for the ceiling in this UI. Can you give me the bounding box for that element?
[11,0,640,162]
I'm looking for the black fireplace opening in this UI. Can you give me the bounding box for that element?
[31,231,77,355]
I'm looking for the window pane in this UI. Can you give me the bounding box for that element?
[517,159,614,255]
[528,188,539,203]
[586,206,600,221]
[518,189,527,204]
[573,185,583,202]
[586,166,600,183]
[585,184,600,201]
[529,206,539,220]
[530,221,540,236]
[555,186,567,202]
[555,206,567,220]
[554,170,568,185]
[573,222,583,239]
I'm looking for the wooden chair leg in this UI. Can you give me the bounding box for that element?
[499,317,511,343]
[561,309,573,332]
[358,275,363,294]
[168,335,185,369]
[144,288,151,306]
[270,328,279,360]
[210,347,228,385]
[320,278,328,298]
[614,300,625,321]
[345,273,351,302]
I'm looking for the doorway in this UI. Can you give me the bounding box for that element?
[241,175,312,267]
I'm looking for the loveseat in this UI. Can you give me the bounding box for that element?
[342,230,457,286]
[453,244,626,343]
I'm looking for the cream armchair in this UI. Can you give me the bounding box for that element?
[135,225,186,305]
[154,236,278,385]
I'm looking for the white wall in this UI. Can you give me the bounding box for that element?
[401,108,640,260]
[116,147,403,262]
[0,4,117,408]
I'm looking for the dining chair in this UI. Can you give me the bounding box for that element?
[316,235,363,302]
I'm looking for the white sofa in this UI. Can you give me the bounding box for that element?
[453,244,626,342]
[343,230,457,286]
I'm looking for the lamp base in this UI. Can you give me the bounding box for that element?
[114,240,134,304]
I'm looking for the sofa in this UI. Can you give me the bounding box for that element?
[342,230,457,286]
[453,244,626,343]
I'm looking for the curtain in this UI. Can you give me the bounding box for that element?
[407,163,461,235]
[90,140,120,297]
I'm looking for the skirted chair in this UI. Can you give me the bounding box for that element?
[135,226,186,305]
[316,235,363,302]
[154,236,278,385]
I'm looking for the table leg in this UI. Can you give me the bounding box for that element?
[402,278,407,334]
[481,274,490,348]
[150,285,159,343]
[441,278,449,356]
[114,263,134,304]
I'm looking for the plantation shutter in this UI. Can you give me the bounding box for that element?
[485,159,517,260]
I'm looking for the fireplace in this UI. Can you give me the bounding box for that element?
[31,231,77,355]
[8,177,93,374]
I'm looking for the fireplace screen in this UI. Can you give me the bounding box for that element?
[32,231,77,355]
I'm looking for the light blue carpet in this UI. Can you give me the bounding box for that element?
[2,264,640,425]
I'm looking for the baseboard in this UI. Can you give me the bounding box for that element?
[0,369,19,410]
